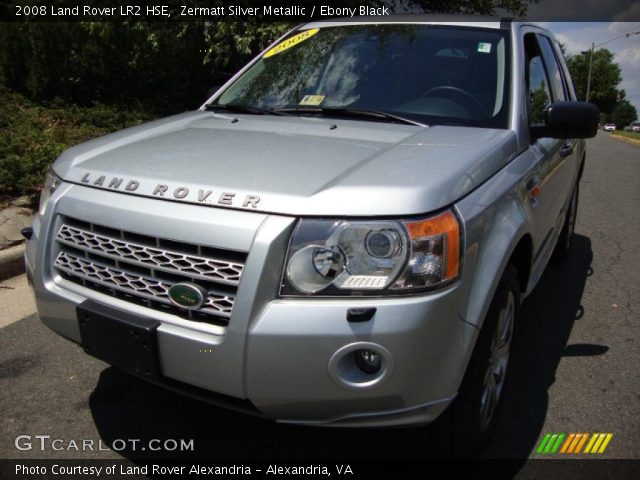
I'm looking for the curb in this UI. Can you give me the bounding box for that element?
[0,243,26,281]
[610,134,640,146]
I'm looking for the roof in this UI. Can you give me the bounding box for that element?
[303,14,509,30]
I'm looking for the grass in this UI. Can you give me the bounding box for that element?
[610,130,640,141]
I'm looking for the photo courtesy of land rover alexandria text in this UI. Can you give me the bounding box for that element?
[25,18,598,454]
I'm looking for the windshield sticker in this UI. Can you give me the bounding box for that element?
[263,28,320,58]
[299,95,325,106]
[478,42,492,53]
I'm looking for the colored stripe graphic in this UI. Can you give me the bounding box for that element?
[560,434,575,453]
[598,434,614,453]
[574,433,589,453]
[584,434,598,453]
[567,433,584,453]
[585,433,614,454]
[551,434,566,453]
[539,433,614,455]
[544,434,559,453]
[537,433,566,454]
[537,433,552,454]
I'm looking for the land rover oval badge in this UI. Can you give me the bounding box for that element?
[168,283,207,310]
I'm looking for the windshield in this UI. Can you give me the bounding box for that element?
[215,24,511,128]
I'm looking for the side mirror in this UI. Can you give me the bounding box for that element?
[531,101,599,140]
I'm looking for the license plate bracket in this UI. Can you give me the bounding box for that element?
[77,300,162,379]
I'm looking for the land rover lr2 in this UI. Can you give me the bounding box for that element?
[26,19,598,453]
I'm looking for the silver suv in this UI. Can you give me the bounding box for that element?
[26,18,597,454]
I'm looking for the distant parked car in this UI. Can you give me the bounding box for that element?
[603,123,616,131]
[630,122,640,132]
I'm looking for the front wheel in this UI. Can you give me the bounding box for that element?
[429,264,520,457]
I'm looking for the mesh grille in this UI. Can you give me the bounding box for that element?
[57,224,243,285]
[53,218,246,326]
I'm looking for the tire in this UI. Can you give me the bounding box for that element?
[552,183,579,264]
[429,264,520,457]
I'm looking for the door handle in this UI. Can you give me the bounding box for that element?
[526,176,540,192]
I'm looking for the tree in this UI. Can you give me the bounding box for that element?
[0,0,537,114]
[530,85,550,125]
[566,49,622,115]
[611,100,638,128]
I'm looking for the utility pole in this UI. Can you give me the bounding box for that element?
[586,42,595,103]
[585,30,640,102]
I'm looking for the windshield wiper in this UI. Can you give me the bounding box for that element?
[205,103,290,116]
[273,107,427,127]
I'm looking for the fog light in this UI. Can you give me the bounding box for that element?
[355,349,381,374]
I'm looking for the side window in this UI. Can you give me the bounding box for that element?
[553,40,577,101]
[525,35,552,127]
[538,35,568,101]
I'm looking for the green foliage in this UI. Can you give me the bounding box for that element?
[0,20,293,115]
[611,100,638,128]
[0,0,536,199]
[566,49,622,114]
[611,130,640,142]
[0,87,151,198]
[0,1,535,113]
[530,86,551,125]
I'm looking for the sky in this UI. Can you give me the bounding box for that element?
[541,22,640,112]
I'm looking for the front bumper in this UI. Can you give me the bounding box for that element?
[26,183,479,427]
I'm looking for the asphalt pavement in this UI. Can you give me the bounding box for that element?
[0,132,638,471]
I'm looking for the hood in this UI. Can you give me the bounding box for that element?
[54,111,518,216]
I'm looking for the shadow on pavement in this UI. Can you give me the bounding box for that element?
[89,235,594,466]
[484,234,595,459]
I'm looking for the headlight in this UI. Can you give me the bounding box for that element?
[281,210,461,296]
[38,169,61,216]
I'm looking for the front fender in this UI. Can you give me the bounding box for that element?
[456,149,536,330]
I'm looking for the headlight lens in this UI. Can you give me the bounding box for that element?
[38,170,61,216]
[281,210,461,296]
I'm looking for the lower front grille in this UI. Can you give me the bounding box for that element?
[52,217,247,327]
[55,252,234,318]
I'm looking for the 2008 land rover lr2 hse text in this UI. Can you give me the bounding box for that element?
[26,18,598,454]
